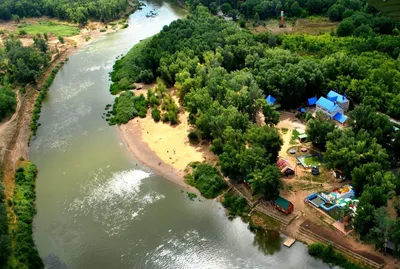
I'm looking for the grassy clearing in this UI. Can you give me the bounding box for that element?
[293,17,338,35]
[302,155,323,166]
[290,129,300,144]
[18,21,79,36]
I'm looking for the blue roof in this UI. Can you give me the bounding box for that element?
[327,90,347,103]
[266,95,276,105]
[333,112,348,124]
[308,97,317,106]
[316,97,339,113]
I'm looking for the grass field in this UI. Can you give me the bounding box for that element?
[302,155,323,166]
[18,21,79,36]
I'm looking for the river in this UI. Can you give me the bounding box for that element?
[29,1,332,268]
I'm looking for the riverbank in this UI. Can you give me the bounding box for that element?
[0,17,138,268]
[118,87,218,193]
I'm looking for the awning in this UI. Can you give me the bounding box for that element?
[333,112,348,124]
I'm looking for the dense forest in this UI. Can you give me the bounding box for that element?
[110,4,400,254]
[0,37,51,121]
[0,0,129,24]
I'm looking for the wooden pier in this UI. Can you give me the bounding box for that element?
[283,237,296,248]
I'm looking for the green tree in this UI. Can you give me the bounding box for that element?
[306,112,335,146]
[349,105,394,146]
[249,165,282,201]
[337,18,355,36]
[220,3,232,15]
[368,207,394,251]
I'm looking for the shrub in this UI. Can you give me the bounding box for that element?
[100,29,106,32]
[189,163,227,198]
[151,107,161,122]
[222,193,249,215]
[18,29,27,36]
[136,69,154,83]
[11,163,44,268]
[58,35,65,44]
[308,243,368,269]
[188,131,199,144]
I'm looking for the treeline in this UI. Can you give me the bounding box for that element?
[31,61,65,136]
[182,0,397,37]
[0,0,129,24]
[0,37,51,121]
[0,172,10,269]
[0,163,43,269]
[9,162,43,268]
[111,9,400,119]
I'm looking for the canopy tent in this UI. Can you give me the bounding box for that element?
[266,95,276,105]
[308,97,317,106]
[333,112,348,124]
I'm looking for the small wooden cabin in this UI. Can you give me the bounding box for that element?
[275,196,294,214]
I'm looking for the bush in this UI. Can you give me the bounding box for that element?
[222,193,249,215]
[58,35,65,44]
[18,29,27,36]
[308,243,368,269]
[337,19,355,36]
[189,163,227,198]
[110,92,148,124]
[151,107,161,122]
[11,162,44,268]
[136,69,154,83]
[188,131,199,144]
[0,175,10,268]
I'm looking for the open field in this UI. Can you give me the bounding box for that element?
[248,16,339,35]
[18,21,79,36]
[302,155,323,166]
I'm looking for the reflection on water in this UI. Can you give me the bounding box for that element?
[253,229,282,255]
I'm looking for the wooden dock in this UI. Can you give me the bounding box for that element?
[283,237,296,248]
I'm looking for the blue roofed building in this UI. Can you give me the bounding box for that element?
[308,97,317,106]
[327,90,350,111]
[266,95,276,105]
[333,112,348,124]
[316,97,344,119]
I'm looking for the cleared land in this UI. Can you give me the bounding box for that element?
[18,21,79,36]
[248,17,339,35]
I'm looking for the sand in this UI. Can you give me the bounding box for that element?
[119,97,217,192]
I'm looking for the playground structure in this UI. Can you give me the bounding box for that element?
[306,185,359,220]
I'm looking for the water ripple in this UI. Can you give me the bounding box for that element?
[68,169,164,236]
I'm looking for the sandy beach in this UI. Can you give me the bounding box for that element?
[118,91,217,192]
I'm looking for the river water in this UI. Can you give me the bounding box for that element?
[29,1,331,268]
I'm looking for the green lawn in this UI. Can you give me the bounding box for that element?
[18,21,79,36]
[303,155,323,166]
